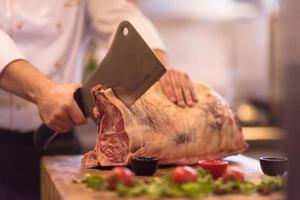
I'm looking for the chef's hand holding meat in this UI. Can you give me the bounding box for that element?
[160,68,198,107]
[154,50,198,107]
[0,60,87,133]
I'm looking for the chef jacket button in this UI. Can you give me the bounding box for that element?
[54,62,61,69]
[15,103,22,110]
[16,22,23,30]
[56,21,63,29]
[0,98,8,107]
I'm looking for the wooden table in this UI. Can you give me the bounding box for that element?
[41,155,284,200]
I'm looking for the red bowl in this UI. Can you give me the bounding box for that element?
[198,160,228,179]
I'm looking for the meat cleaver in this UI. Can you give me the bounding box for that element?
[34,21,166,150]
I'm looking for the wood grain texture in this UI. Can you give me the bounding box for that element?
[41,155,284,200]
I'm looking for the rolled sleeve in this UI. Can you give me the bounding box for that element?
[87,0,165,51]
[0,30,26,74]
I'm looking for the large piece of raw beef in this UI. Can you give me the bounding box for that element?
[81,82,248,167]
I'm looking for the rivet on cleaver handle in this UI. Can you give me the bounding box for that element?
[33,88,84,150]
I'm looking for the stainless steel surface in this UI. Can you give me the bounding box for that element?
[80,20,166,118]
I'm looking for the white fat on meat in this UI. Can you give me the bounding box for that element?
[81,82,248,167]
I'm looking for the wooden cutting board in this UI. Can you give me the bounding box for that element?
[41,155,284,200]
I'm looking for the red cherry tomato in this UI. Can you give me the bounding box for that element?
[198,160,228,179]
[107,167,133,190]
[222,168,245,182]
[172,166,198,184]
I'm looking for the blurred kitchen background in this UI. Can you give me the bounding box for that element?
[77,0,285,160]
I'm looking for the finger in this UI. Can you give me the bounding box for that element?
[45,109,74,130]
[54,116,74,132]
[64,83,86,125]
[67,100,87,125]
[46,120,70,133]
[160,74,176,103]
[184,74,198,102]
[170,71,185,107]
[57,110,75,128]
[180,77,194,107]
[54,125,69,133]
[188,81,198,102]
[182,88,194,107]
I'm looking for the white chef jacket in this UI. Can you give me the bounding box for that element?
[0,0,164,132]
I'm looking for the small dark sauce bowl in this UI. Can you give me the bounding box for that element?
[131,156,159,176]
[259,157,288,176]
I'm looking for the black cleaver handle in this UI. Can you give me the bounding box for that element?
[33,88,84,150]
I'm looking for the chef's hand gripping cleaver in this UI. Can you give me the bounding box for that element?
[34,21,166,150]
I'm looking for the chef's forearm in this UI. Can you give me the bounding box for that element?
[0,59,54,104]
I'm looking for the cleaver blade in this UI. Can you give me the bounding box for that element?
[76,20,166,118]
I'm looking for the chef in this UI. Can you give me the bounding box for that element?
[0,0,197,199]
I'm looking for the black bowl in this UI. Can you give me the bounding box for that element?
[131,156,159,176]
[259,157,288,176]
